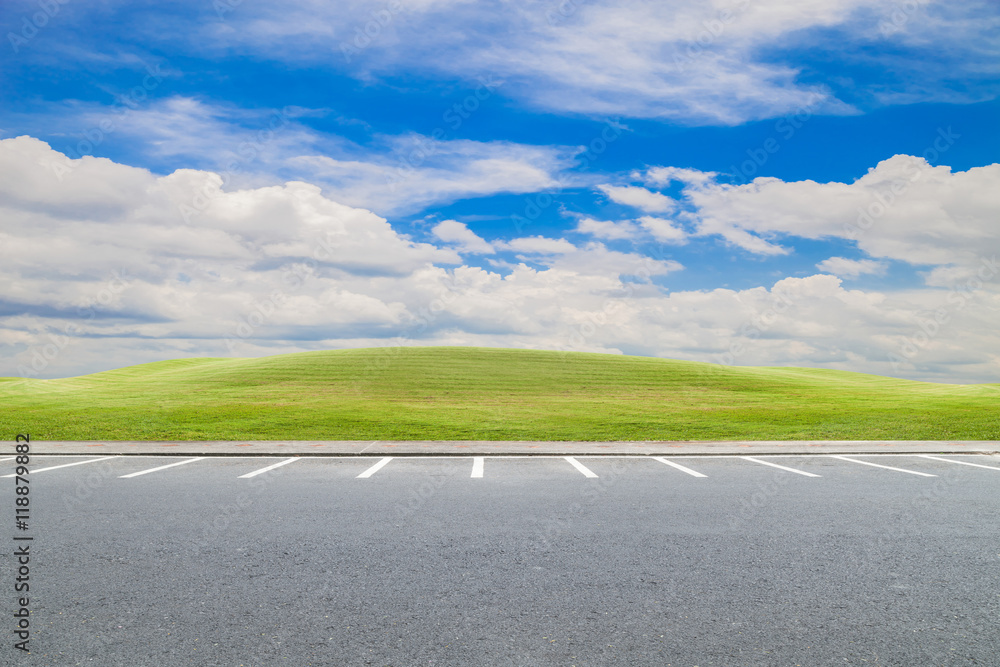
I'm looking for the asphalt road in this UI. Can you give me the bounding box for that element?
[3,454,999,666]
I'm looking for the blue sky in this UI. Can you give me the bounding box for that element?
[1,0,999,382]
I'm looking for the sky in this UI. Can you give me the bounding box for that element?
[1,0,998,383]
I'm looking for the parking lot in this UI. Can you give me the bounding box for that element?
[4,453,999,666]
[7,451,1000,482]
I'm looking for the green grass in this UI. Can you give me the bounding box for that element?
[1,346,997,440]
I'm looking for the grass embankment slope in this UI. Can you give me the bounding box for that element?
[1,347,997,440]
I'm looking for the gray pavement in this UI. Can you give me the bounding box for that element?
[2,454,999,665]
[12,439,1000,456]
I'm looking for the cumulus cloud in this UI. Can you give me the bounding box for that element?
[432,219,494,254]
[638,216,688,244]
[3,137,999,384]
[643,166,718,187]
[572,214,687,245]
[573,217,641,240]
[0,136,453,360]
[597,184,675,213]
[498,236,576,255]
[498,235,684,279]
[817,257,887,278]
[636,153,1000,271]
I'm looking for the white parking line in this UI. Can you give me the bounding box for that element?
[0,457,15,462]
[741,457,821,478]
[471,457,484,478]
[830,455,936,477]
[238,457,301,479]
[119,457,205,478]
[653,457,707,478]
[565,456,598,478]
[356,457,393,478]
[2,456,118,477]
[916,455,1000,471]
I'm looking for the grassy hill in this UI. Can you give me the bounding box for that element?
[1,346,997,440]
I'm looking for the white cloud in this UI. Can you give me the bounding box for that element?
[23,96,578,218]
[529,242,684,280]
[637,155,1000,270]
[817,257,887,278]
[19,96,322,181]
[3,137,999,384]
[642,166,718,187]
[573,217,641,240]
[295,138,575,216]
[573,214,687,245]
[597,184,675,213]
[432,219,494,254]
[170,0,1000,124]
[500,236,577,255]
[638,216,687,244]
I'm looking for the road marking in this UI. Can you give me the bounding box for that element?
[741,457,821,477]
[653,457,707,478]
[356,457,393,478]
[238,457,301,479]
[2,456,118,477]
[916,455,1000,471]
[119,457,205,478]
[565,456,598,478]
[471,457,484,478]
[0,457,15,462]
[830,455,936,477]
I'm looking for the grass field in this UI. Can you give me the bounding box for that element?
[1,346,998,440]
